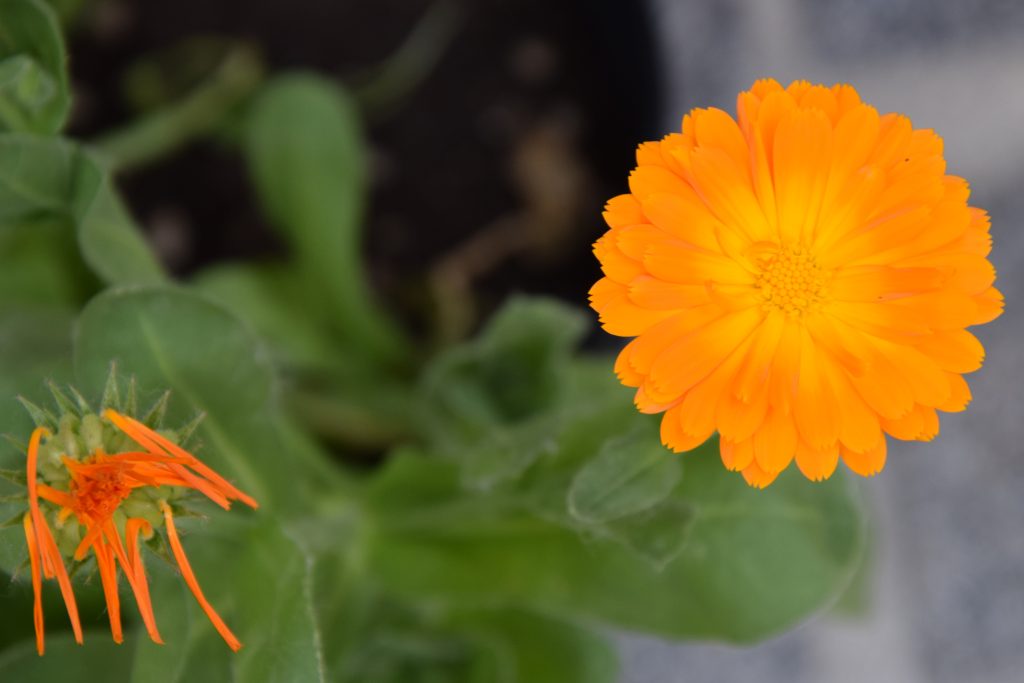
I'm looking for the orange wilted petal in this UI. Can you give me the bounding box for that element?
[590,78,1002,486]
[22,515,45,656]
[104,410,258,509]
[25,427,82,652]
[161,502,242,652]
[94,536,123,643]
[124,519,163,644]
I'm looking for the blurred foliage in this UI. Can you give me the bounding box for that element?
[0,0,68,134]
[0,3,866,681]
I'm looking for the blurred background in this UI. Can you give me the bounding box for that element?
[55,0,1023,681]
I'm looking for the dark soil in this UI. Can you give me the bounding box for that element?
[65,0,662,336]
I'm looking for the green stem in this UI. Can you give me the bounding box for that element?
[92,44,264,172]
[354,1,462,117]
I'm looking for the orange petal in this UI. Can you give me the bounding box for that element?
[659,405,713,453]
[792,330,841,449]
[125,519,163,645]
[22,515,45,656]
[772,107,832,244]
[752,409,798,474]
[26,427,81,644]
[627,276,710,311]
[741,459,780,488]
[640,191,725,252]
[645,309,761,403]
[603,194,644,228]
[161,503,242,652]
[716,386,768,443]
[795,440,839,481]
[628,165,690,200]
[105,521,162,644]
[914,329,984,374]
[684,146,774,243]
[720,437,754,471]
[593,232,645,284]
[937,373,972,413]
[106,410,257,509]
[693,106,750,172]
[93,538,123,644]
[841,439,888,477]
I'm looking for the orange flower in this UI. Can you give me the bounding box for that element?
[22,409,257,654]
[590,79,1003,487]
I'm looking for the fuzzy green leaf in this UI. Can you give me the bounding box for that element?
[192,262,340,372]
[0,217,92,313]
[0,635,133,682]
[367,442,864,643]
[451,609,618,683]
[0,134,164,286]
[129,517,324,683]
[0,0,69,134]
[73,286,344,515]
[0,309,72,574]
[568,428,682,524]
[243,74,407,366]
[419,297,589,487]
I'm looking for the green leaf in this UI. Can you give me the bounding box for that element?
[69,147,165,286]
[0,134,165,286]
[0,218,92,312]
[130,517,324,683]
[229,521,324,682]
[433,297,589,424]
[315,577,614,683]
[0,519,323,681]
[0,309,72,574]
[73,286,343,515]
[600,500,695,570]
[0,0,69,134]
[324,588,479,683]
[457,415,561,492]
[451,609,617,683]
[832,497,873,617]
[191,262,338,371]
[418,297,589,487]
[193,263,424,450]
[567,428,682,524]
[366,444,864,643]
[0,634,134,682]
[243,74,407,365]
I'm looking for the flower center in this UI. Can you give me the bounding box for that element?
[754,245,829,316]
[69,460,132,523]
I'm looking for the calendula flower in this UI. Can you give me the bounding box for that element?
[19,382,257,655]
[590,79,1003,487]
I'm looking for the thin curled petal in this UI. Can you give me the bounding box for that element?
[25,427,82,649]
[23,515,45,656]
[161,502,242,652]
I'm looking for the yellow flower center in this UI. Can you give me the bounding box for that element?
[755,245,829,316]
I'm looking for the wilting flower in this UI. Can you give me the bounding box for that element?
[590,79,1002,487]
[19,384,256,655]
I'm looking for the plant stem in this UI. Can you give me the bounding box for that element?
[354,0,462,118]
[92,44,264,172]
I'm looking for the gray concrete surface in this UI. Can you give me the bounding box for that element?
[620,1,1024,681]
